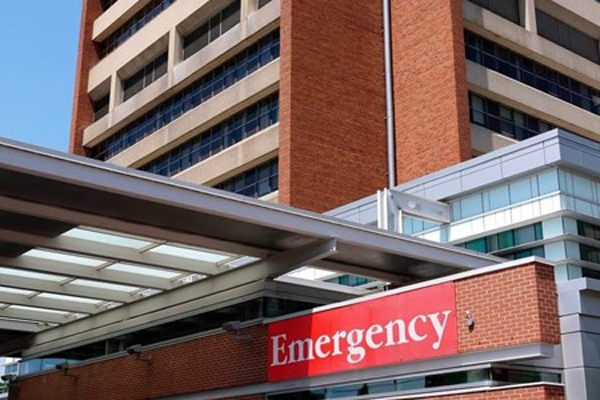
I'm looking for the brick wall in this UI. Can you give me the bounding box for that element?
[279,0,388,212]
[69,0,101,156]
[10,263,560,400]
[390,0,471,183]
[11,325,267,400]
[456,262,560,353]
[426,385,564,399]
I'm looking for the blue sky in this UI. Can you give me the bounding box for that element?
[0,2,82,151]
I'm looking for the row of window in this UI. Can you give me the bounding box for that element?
[18,296,316,376]
[98,0,177,58]
[216,158,278,198]
[580,243,600,265]
[268,368,560,399]
[123,52,168,101]
[469,93,554,141]
[536,10,600,64]
[459,223,543,254]
[465,31,600,116]
[91,30,280,160]
[451,170,558,221]
[183,1,240,60]
[468,0,520,25]
[141,94,279,177]
[324,275,374,287]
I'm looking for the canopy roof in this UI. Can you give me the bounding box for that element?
[0,137,500,357]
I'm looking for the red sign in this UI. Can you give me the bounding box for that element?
[268,282,457,382]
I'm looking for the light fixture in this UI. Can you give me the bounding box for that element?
[465,311,475,332]
[1,373,17,383]
[55,362,78,379]
[126,344,152,362]
[222,320,251,342]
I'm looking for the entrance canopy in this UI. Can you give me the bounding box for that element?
[0,137,500,357]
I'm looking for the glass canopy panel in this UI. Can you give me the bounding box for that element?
[106,263,182,279]
[0,287,35,296]
[24,249,107,267]
[62,228,154,249]
[149,244,232,263]
[0,267,67,282]
[68,279,140,293]
[9,305,71,316]
[36,293,102,304]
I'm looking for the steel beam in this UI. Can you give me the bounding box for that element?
[0,308,74,325]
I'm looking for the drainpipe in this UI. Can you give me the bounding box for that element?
[383,0,396,189]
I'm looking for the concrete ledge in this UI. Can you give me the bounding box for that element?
[464,1,600,91]
[175,124,279,186]
[106,59,280,167]
[467,61,600,143]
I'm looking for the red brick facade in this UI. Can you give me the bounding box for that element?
[11,262,561,400]
[427,385,564,400]
[456,262,560,352]
[279,0,388,212]
[11,325,267,400]
[391,0,471,183]
[69,0,101,156]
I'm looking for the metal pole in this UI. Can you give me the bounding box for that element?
[383,0,397,188]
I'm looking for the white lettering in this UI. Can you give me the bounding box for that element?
[271,334,288,366]
[384,319,408,346]
[332,330,347,356]
[288,338,314,363]
[270,306,454,368]
[408,315,427,342]
[346,329,365,364]
[428,310,452,350]
[365,324,384,349]
[314,334,331,358]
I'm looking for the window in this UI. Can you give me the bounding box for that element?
[268,368,559,399]
[325,275,374,287]
[91,31,280,161]
[17,296,317,375]
[578,220,600,241]
[469,93,555,140]
[451,170,559,221]
[92,94,110,121]
[502,246,545,260]
[536,10,600,64]
[468,0,520,25]
[460,223,543,254]
[98,0,177,58]
[123,52,168,101]
[182,1,240,59]
[100,0,118,11]
[465,31,600,116]
[142,94,279,177]
[580,243,600,264]
[216,159,278,198]
[258,0,273,8]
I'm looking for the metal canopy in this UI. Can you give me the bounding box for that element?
[0,137,501,357]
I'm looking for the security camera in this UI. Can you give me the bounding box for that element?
[126,344,143,355]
